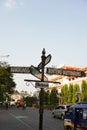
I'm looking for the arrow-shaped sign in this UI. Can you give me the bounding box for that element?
[29,65,48,81]
[38,54,51,70]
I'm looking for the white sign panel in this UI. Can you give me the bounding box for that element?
[35,82,49,88]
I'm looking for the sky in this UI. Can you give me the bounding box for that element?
[0,0,87,94]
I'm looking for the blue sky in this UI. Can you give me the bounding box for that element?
[0,0,87,93]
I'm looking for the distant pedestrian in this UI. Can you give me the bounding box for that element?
[5,102,8,110]
[23,103,26,110]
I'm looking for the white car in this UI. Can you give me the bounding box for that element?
[10,99,16,106]
[52,104,70,119]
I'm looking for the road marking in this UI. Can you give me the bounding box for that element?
[16,116,28,119]
[8,112,35,130]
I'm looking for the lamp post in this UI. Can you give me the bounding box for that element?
[39,48,46,130]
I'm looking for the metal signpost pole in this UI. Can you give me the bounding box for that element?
[39,48,46,130]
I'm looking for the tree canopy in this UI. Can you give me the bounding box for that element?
[0,64,16,102]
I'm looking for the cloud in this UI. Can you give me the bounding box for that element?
[4,0,24,9]
[5,0,16,8]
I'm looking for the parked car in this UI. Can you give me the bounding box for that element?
[52,104,70,119]
[10,99,16,106]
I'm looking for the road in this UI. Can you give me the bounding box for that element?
[0,107,64,130]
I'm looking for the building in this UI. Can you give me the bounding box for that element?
[45,64,87,93]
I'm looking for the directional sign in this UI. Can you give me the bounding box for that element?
[46,67,86,77]
[38,54,51,70]
[7,66,30,73]
[24,79,61,84]
[30,65,48,81]
[35,82,49,88]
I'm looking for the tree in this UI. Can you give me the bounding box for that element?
[61,84,68,104]
[0,65,16,102]
[44,90,50,105]
[50,87,58,105]
[73,84,80,103]
[23,96,38,107]
[81,80,87,101]
[68,84,74,103]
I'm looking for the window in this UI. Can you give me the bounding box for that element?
[83,109,87,120]
[65,108,73,116]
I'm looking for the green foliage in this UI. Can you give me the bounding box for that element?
[81,80,87,101]
[61,80,87,104]
[61,84,68,103]
[68,84,73,103]
[44,90,50,105]
[23,96,38,107]
[50,87,58,105]
[22,80,87,109]
[0,65,16,102]
[73,84,80,103]
[0,86,4,102]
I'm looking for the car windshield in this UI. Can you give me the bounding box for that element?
[65,108,73,116]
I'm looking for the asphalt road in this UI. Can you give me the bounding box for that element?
[0,107,65,130]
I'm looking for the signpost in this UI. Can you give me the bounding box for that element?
[38,54,51,70]
[46,67,86,77]
[25,49,52,130]
[24,49,52,130]
[6,49,86,130]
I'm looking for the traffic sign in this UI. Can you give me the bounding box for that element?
[35,82,49,88]
[30,65,48,81]
[38,54,51,70]
[46,67,86,77]
[7,66,30,73]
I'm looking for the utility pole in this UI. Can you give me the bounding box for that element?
[39,48,46,130]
